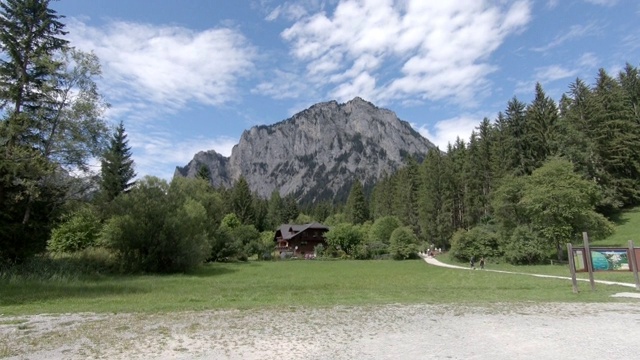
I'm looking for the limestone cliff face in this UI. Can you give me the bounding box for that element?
[174,97,436,203]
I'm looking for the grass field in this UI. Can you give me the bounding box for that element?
[2,207,639,317]
[0,259,633,316]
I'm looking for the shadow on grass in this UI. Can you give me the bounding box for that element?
[0,257,242,307]
[0,280,148,306]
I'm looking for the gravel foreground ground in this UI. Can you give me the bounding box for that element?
[2,302,640,360]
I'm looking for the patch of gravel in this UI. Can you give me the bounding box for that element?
[2,302,640,359]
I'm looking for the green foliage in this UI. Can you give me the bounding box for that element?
[324,223,364,256]
[0,3,109,262]
[449,225,501,262]
[221,213,242,230]
[368,216,401,245]
[324,212,347,226]
[521,158,613,258]
[293,213,313,224]
[48,206,101,253]
[314,243,325,257]
[389,226,418,260]
[502,226,547,265]
[99,177,211,273]
[100,122,136,202]
[345,180,369,224]
[231,176,254,225]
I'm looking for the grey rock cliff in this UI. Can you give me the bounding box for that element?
[174,97,436,203]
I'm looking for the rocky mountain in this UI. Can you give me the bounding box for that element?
[174,97,436,203]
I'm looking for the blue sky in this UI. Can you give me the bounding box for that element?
[51,0,640,180]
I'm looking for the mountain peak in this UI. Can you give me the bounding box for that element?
[175,99,435,203]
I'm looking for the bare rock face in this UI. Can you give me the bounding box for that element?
[174,97,436,203]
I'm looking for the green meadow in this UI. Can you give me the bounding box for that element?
[3,207,640,317]
[0,259,633,316]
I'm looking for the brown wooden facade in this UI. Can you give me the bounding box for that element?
[274,222,329,258]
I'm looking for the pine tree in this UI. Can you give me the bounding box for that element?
[0,0,70,260]
[504,97,529,175]
[231,176,254,225]
[100,121,136,202]
[525,83,559,169]
[590,69,640,208]
[345,179,369,224]
[393,157,421,234]
[418,148,447,247]
[266,189,284,228]
[196,164,211,183]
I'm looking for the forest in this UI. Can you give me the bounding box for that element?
[1,0,639,273]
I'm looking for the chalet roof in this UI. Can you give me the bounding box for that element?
[274,222,329,241]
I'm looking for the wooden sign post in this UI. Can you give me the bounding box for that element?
[629,240,640,291]
[567,243,579,293]
[582,232,596,291]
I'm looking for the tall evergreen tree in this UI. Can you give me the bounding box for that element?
[370,171,395,219]
[393,157,421,234]
[525,83,559,169]
[0,0,102,261]
[590,69,640,208]
[266,189,284,229]
[230,176,254,225]
[282,194,300,223]
[504,97,529,175]
[345,179,369,224]
[100,121,136,202]
[419,148,447,247]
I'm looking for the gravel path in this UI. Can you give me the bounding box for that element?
[2,302,640,360]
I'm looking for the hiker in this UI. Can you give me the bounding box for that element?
[479,257,485,270]
[470,256,475,270]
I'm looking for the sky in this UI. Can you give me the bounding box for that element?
[50,0,640,180]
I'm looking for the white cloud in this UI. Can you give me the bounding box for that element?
[269,0,531,106]
[531,22,600,53]
[414,114,483,150]
[584,0,618,6]
[515,64,579,94]
[67,19,256,111]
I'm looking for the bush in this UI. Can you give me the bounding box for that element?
[48,206,102,253]
[450,225,502,262]
[389,226,418,260]
[368,216,402,245]
[324,223,364,256]
[99,177,211,273]
[502,226,548,265]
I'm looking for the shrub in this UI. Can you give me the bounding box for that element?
[389,226,418,260]
[48,206,101,253]
[324,223,364,256]
[368,216,402,245]
[502,226,547,265]
[450,225,502,262]
[99,177,211,273]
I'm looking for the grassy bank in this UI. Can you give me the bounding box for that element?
[0,259,631,316]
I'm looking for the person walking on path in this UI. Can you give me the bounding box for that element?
[479,257,485,270]
[470,256,475,270]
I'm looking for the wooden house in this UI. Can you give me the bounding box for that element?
[274,222,330,258]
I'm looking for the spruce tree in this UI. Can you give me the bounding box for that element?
[100,121,136,202]
[345,179,369,224]
[525,83,559,169]
[230,176,254,225]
